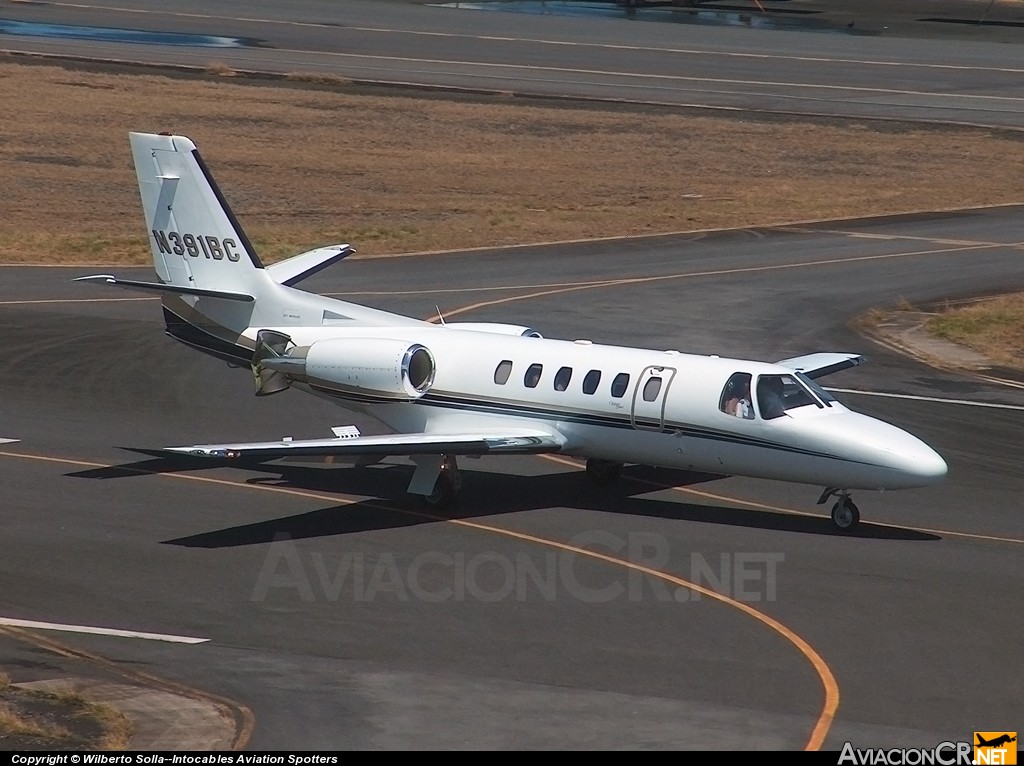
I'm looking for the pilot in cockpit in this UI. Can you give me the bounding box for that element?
[721,373,754,419]
[757,375,787,419]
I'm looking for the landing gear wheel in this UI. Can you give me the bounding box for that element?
[831,498,860,531]
[420,455,462,511]
[422,472,455,510]
[586,459,623,486]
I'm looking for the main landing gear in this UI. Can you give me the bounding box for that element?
[818,487,860,531]
[410,454,463,511]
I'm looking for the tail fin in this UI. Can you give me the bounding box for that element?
[130,132,268,295]
[80,132,421,357]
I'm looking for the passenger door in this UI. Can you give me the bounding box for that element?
[631,366,675,430]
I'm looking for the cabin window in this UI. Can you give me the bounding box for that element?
[610,372,630,398]
[642,376,662,402]
[720,372,754,419]
[494,360,513,385]
[524,363,543,388]
[756,373,818,420]
[582,369,602,395]
[554,366,573,392]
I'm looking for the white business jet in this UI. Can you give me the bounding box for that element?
[78,132,947,531]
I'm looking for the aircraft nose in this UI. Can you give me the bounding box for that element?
[902,443,947,484]
[833,412,948,489]
[879,428,947,486]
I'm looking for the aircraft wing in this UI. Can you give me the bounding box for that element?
[163,428,565,461]
[774,352,865,379]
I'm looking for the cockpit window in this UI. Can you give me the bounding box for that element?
[720,372,754,419]
[756,374,820,419]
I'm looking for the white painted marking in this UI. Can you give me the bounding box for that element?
[0,617,209,644]
[0,438,19,444]
[828,388,1024,411]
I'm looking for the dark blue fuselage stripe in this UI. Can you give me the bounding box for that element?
[162,316,861,466]
[312,386,855,464]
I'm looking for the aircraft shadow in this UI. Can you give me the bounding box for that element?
[165,499,427,548]
[129,459,941,547]
[66,452,225,479]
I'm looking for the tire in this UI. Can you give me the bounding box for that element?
[831,499,860,530]
[421,473,455,510]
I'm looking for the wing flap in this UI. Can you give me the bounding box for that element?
[775,352,865,379]
[164,429,565,461]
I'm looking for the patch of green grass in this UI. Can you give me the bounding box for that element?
[926,296,1024,369]
[929,308,1024,341]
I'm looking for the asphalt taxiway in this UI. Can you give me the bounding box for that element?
[2,206,1023,749]
[1,0,1022,751]
[3,0,1024,128]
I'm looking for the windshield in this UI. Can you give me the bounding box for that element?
[795,371,835,405]
[756,374,822,420]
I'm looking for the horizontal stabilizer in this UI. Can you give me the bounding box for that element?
[163,429,565,461]
[74,275,254,302]
[266,245,354,287]
[775,352,866,379]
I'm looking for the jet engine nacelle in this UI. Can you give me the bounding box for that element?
[446,322,542,338]
[257,334,436,401]
[305,338,436,400]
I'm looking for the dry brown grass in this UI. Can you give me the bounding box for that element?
[85,700,134,750]
[0,674,133,750]
[39,688,133,750]
[2,57,1024,266]
[203,61,237,78]
[0,700,73,741]
[3,56,1022,368]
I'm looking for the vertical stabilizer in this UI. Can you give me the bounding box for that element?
[130,132,268,295]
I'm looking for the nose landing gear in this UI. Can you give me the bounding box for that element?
[818,487,861,531]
